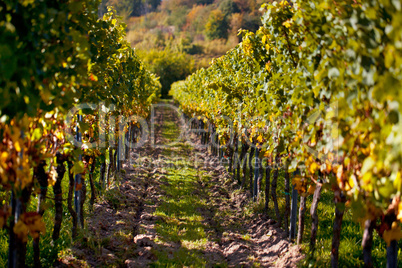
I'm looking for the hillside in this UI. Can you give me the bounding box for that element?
[100,0,265,97]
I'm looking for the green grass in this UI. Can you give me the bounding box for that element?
[242,167,402,267]
[298,189,402,267]
[151,164,232,267]
[151,116,211,265]
[153,158,214,267]
[148,105,234,267]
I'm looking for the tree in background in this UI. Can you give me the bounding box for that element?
[219,0,240,17]
[195,0,214,5]
[205,9,229,40]
[137,48,195,98]
[240,12,260,33]
[99,0,161,18]
[117,0,260,73]
[167,6,190,30]
[233,0,257,13]
[161,0,192,12]
[184,5,212,34]
[147,0,161,10]
[230,13,243,41]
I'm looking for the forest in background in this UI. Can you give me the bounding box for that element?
[100,0,266,96]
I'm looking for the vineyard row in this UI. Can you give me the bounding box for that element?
[171,0,402,267]
[0,1,160,267]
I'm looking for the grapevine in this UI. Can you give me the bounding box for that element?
[0,0,160,266]
[171,0,402,266]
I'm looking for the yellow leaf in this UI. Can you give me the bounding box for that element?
[56,131,64,140]
[75,182,83,191]
[336,165,343,182]
[14,141,21,152]
[293,175,302,184]
[257,135,263,143]
[383,222,402,247]
[325,159,332,173]
[16,213,47,239]
[293,175,306,194]
[307,184,316,195]
[48,166,57,186]
[309,162,318,174]
[265,62,271,72]
[393,171,402,191]
[282,19,292,28]
[0,152,8,168]
[13,220,29,243]
[28,216,46,239]
[346,175,355,191]
[398,202,402,223]
[89,73,98,81]
[21,0,35,7]
[319,2,330,9]
[71,161,84,176]
[262,35,266,44]
[344,157,350,167]
[362,175,373,192]
[310,135,316,146]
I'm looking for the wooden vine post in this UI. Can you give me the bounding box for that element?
[67,161,78,238]
[53,153,66,241]
[289,170,299,240]
[387,240,397,268]
[284,170,290,236]
[270,153,281,225]
[362,219,375,267]
[310,179,322,253]
[234,138,240,182]
[249,146,255,197]
[33,160,48,268]
[241,142,250,189]
[8,132,28,268]
[297,173,307,245]
[385,215,398,268]
[265,164,271,213]
[88,156,96,208]
[116,120,121,172]
[9,198,25,268]
[253,148,260,201]
[74,114,83,228]
[331,190,346,268]
[125,123,130,161]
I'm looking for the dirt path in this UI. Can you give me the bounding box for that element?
[58,102,303,267]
